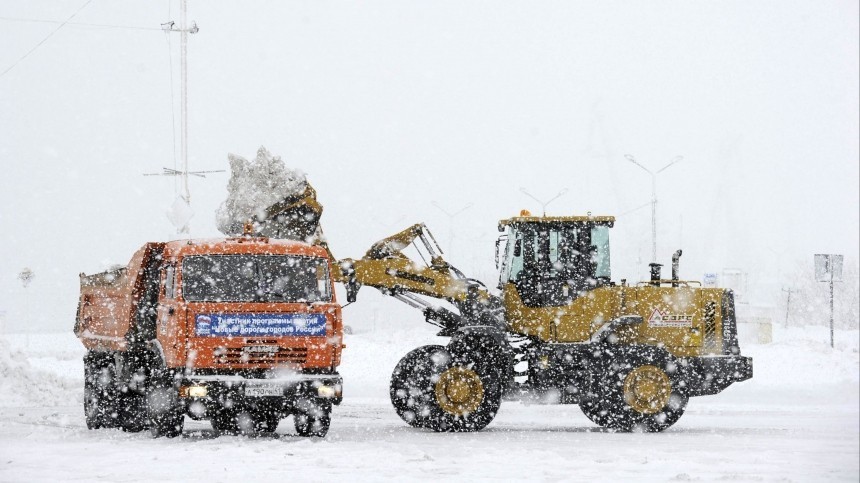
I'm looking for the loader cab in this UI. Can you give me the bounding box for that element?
[497,215,614,307]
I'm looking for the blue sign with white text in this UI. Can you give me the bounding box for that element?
[194,313,327,337]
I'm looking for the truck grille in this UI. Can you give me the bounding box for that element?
[215,341,308,365]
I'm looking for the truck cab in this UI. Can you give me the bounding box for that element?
[76,236,344,437]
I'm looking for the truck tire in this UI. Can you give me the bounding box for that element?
[253,410,280,433]
[211,408,241,435]
[426,341,503,432]
[146,370,184,438]
[389,345,446,428]
[293,399,331,437]
[84,355,119,429]
[118,392,148,433]
[595,352,689,432]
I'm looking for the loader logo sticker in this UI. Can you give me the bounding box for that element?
[194,313,327,337]
[648,308,694,328]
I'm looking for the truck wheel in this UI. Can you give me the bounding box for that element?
[597,357,689,432]
[294,399,331,437]
[427,347,503,432]
[146,371,184,438]
[253,410,280,433]
[84,356,119,429]
[389,345,446,428]
[211,408,240,435]
[118,392,148,433]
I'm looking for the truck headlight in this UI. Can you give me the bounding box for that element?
[317,386,336,398]
[180,384,208,398]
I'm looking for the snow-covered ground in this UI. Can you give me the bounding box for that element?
[0,324,857,482]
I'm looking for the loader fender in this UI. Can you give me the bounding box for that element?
[448,327,515,389]
[590,343,691,396]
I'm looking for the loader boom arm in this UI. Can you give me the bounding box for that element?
[337,223,501,331]
[248,181,502,332]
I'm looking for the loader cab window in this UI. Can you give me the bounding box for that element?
[499,229,524,287]
[505,223,611,307]
[591,225,611,279]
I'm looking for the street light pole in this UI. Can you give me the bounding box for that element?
[625,155,683,262]
[519,188,569,217]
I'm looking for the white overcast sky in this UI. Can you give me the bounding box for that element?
[1,1,858,331]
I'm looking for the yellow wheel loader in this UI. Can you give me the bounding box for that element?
[250,184,753,433]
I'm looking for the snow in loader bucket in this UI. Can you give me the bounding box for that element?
[195,313,326,337]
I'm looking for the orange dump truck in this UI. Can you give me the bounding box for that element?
[74,236,344,437]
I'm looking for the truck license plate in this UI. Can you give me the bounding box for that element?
[245,384,282,397]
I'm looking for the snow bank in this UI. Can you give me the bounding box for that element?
[0,336,81,407]
[743,326,859,388]
[0,323,855,409]
[215,146,308,236]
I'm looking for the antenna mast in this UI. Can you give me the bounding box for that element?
[154,0,200,234]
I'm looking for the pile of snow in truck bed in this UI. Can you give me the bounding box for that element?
[215,146,308,236]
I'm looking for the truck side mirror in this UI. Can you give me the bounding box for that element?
[513,239,522,257]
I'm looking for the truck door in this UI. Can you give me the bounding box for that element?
[156,263,185,367]
[132,245,164,344]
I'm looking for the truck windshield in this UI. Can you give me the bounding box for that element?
[181,255,331,303]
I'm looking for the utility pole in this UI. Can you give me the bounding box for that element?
[814,254,843,349]
[781,287,795,328]
[625,155,683,262]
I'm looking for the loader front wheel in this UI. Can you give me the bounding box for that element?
[389,345,447,428]
[426,349,503,432]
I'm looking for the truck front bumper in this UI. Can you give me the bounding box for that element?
[685,355,753,396]
[179,372,343,407]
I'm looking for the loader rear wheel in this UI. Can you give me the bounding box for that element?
[579,394,611,428]
[596,357,688,432]
[389,345,446,428]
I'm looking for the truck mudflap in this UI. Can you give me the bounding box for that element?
[179,373,344,408]
[684,355,753,397]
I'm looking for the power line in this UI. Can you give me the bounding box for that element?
[0,0,95,78]
[0,16,163,31]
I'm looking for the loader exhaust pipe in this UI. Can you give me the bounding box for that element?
[672,249,683,287]
[649,263,662,286]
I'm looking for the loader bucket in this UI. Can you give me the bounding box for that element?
[254,184,323,241]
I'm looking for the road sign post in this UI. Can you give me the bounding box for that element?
[814,254,843,348]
